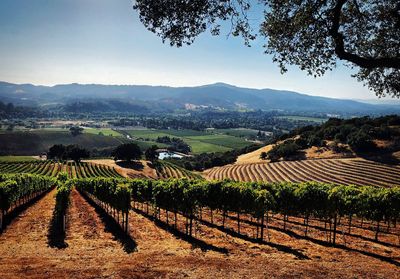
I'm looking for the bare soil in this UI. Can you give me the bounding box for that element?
[0,190,399,278]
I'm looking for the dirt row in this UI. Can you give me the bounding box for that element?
[205,158,400,187]
[0,189,399,278]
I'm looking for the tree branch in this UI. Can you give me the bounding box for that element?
[329,0,400,69]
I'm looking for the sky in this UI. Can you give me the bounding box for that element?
[0,0,381,100]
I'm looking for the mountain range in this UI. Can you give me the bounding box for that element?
[0,81,399,115]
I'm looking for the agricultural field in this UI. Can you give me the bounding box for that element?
[275,115,328,123]
[126,129,254,154]
[0,130,127,155]
[204,158,400,188]
[0,156,38,162]
[0,160,123,179]
[0,173,399,278]
[83,128,123,137]
[156,161,202,180]
[214,128,261,138]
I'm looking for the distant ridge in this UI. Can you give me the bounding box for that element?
[0,81,399,115]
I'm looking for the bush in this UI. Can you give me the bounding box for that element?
[268,141,301,161]
[347,131,376,152]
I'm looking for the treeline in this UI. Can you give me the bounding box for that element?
[167,144,260,171]
[268,115,400,160]
[0,101,47,119]
[156,136,191,154]
[48,144,90,162]
[108,110,313,132]
[73,177,400,243]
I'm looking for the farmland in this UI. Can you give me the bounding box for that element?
[0,130,127,156]
[204,158,400,188]
[0,170,399,278]
[0,156,38,162]
[0,160,123,179]
[0,128,256,156]
[83,128,123,137]
[126,129,255,154]
[275,115,328,123]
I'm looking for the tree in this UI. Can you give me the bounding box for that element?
[347,131,376,152]
[48,144,67,160]
[48,144,89,162]
[69,126,83,137]
[66,145,90,163]
[113,143,142,162]
[145,145,159,163]
[133,1,400,97]
[259,151,267,160]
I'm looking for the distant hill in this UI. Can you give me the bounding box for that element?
[0,81,399,114]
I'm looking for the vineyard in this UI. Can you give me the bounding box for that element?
[0,161,123,179]
[1,160,400,277]
[204,158,400,188]
[156,161,202,180]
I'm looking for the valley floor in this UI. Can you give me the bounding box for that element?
[0,189,399,278]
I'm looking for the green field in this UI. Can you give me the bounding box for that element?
[214,128,260,138]
[0,128,256,156]
[0,156,38,162]
[160,129,208,137]
[184,138,232,153]
[127,130,172,140]
[186,134,251,149]
[275,116,328,123]
[84,128,122,137]
[126,129,254,154]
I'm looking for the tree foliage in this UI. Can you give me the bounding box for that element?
[145,145,159,163]
[133,0,400,97]
[48,144,90,162]
[112,143,142,162]
[69,126,84,137]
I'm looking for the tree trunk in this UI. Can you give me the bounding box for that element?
[348,214,352,234]
[166,209,169,225]
[189,215,193,236]
[126,211,129,234]
[283,214,287,230]
[333,214,338,245]
[0,210,3,230]
[305,216,309,237]
[260,214,264,241]
[237,212,240,234]
[375,221,380,241]
[256,218,259,239]
[222,210,226,228]
[174,211,178,229]
[210,209,213,224]
[185,216,189,235]
[266,212,270,242]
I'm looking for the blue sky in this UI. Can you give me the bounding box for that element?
[0,0,380,100]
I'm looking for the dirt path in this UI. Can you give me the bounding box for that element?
[0,189,57,278]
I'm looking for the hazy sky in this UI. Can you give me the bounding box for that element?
[0,0,381,100]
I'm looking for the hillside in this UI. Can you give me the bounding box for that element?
[0,131,127,156]
[1,81,399,114]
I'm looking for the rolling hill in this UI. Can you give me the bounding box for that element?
[1,81,399,114]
